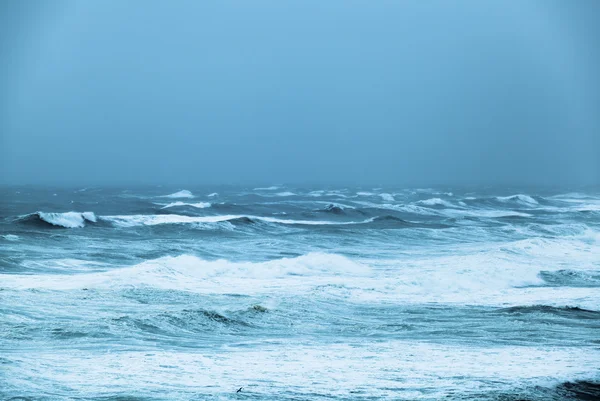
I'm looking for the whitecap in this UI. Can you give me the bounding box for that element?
[160,202,211,209]
[101,214,371,227]
[37,211,97,228]
[162,190,194,199]
[379,193,394,202]
[497,194,538,205]
[253,186,280,191]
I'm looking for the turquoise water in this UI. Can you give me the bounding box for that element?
[1,186,599,400]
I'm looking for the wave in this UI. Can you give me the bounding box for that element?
[17,212,98,228]
[380,193,394,202]
[317,203,357,215]
[498,305,600,319]
[497,194,538,205]
[162,190,194,199]
[253,186,280,191]
[0,252,370,291]
[2,234,20,241]
[417,198,456,208]
[275,191,296,197]
[478,380,600,401]
[101,214,372,227]
[539,269,600,288]
[160,201,211,209]
[111,308,251,336]
[207,192,218,197]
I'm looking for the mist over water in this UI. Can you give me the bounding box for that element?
[1,1,599,186]
[1,1,600,400]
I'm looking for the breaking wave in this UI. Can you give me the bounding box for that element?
[0,252,371,291]
[497,194,539,205]
[101,214,372,227]
[18,212,98,228]
[253,186,280,191]
[417,198,457,208]
[162,190,194,199]
[160,201,211,209]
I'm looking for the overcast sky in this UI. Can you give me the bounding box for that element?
[1,0,598,186]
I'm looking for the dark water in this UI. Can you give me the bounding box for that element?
[1,185,599,400]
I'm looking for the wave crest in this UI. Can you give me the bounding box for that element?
[162,190,194,199]
[497,194,538,205]
[20,212,98,228]
[160,202,211,210]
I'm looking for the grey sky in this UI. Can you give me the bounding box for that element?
[1,0,599,186]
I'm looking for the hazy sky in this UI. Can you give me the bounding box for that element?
[1,0,599,186]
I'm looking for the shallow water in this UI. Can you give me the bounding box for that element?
[1,185,599,400]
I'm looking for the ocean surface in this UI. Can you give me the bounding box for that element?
[1,185,599,400]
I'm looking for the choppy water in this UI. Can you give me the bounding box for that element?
[1,185,599,400]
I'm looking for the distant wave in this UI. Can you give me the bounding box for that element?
[379,193,394,202]
[2,234,20,241]
[317,203,356,215]
[160,201,211,209]
[417,198,456,208]
[275,191,296,197]
[162,190,194,199]
[496,194,538,205]
[101,214,372,227]
[17,212,97,228]
[253,186,280,191]
[207,192,218,197]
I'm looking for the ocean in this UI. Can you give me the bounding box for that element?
[1,185,599,400]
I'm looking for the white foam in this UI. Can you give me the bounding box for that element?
[101,214,370,227]
[0,253,370,292]
[160,202,211,209]
[2,234,20,241]
[81,212,97,223]
[253,186,280,191]
[162,190,194,199]
[38,211,97,228]
[275,191,296,197]
[379,193,394,202]
[207,192,218,197]
[417,198,455,207]
[5,342,598,398]
[497,194,538,205]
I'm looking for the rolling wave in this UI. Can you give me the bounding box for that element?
[0,252,370,291]
[498,305,600,319]
[539,269,600,287]
[16,211,97,228]
[101,214,373,227]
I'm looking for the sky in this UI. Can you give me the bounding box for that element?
[1,0,599,187]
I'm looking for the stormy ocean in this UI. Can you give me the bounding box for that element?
[1,185,599,400]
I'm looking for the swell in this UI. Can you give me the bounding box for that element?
[479,380,600,401]
[498,305,600,319]
[539,269,600,288]
[111,308,255,337]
